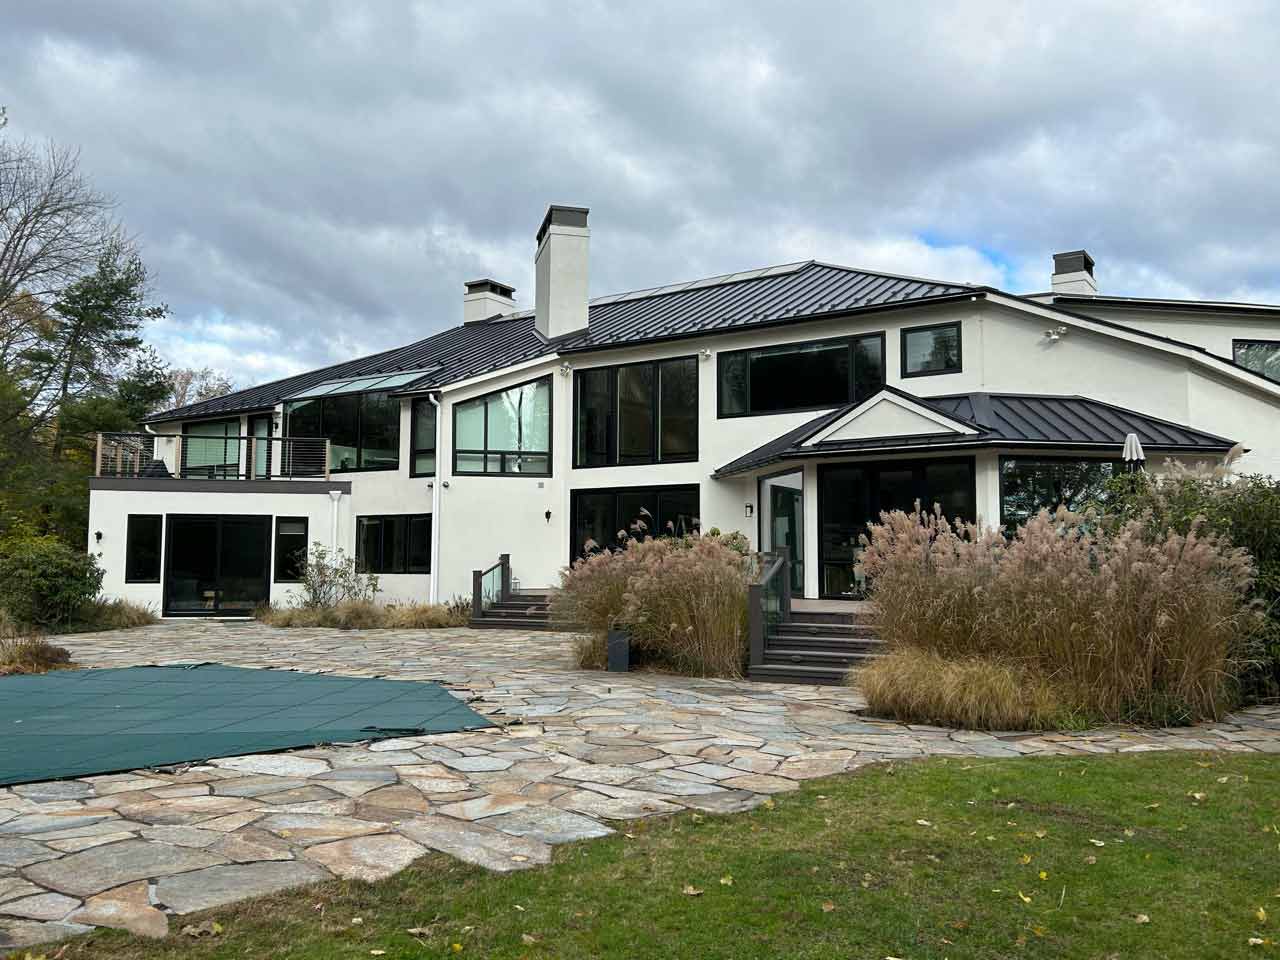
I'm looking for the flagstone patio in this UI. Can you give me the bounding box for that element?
[2,620,1278,949]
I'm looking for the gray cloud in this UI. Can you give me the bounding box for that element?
[4,1,1278,383]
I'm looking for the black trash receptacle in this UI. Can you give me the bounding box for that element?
[606,629,630,673]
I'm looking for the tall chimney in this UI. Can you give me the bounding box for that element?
[1051,249,1097,296]
[534,204,589,341]
[463,279,516,325]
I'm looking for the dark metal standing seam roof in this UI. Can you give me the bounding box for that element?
[144,261,974,423]
[712,391,1238,477]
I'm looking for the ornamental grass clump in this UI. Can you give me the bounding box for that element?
[554,534,754,677]
[854,505,1258,728]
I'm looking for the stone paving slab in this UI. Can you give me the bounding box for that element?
[1,619,1278,949]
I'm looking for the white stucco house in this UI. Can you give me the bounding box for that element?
[88,206,1280,635]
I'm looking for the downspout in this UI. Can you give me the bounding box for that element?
[428,393,443,604]
[328,489,343,552]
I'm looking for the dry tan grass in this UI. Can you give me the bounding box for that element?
[855,649,1066,730]
[857,506,1258,727]
[0,635,74,676]
[255,600,469,630]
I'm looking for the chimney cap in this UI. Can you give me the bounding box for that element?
[536,204,590,246]
[464,278,516,299]
[1053,249,1095,277]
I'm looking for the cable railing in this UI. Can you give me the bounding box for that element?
[95,433,331,480]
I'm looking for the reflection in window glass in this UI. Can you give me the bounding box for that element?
[659,358,698,460]
[902,323,961,376]
[410,397,436,476]
[453,377,552,476]
[717,334,883,417]
[617,364,655,463]
[999,458,1121,532]
[573,357,698,467]
[1234,340,1280,383]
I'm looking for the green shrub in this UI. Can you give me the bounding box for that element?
[857,650,1068,730]
[1101,458,1280,696]
[0,535,103,627]
[554,533,754,677]
[295,543,379,607]
[857,506,1258,727]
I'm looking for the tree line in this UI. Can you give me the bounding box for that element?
[0,108,234,546]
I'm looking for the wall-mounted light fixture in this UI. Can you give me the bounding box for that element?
[94,530,103,543]
[559,362,573,377]
[699,348,713,361]
[744,503,754,518]
[544,509,552,523]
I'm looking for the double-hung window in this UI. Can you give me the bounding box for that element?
[452,376,552,476]
[574,356,698,467]
[356,514,431,574]
[717,333,884,417]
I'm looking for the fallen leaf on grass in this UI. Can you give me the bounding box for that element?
[181,921,223,938]
[1088,839,1106,847]
[351,917,364,926]
[371,952,386,956]
[1257,906,1268,923]
[1188,792,1207,803]
[521,933,541,945]
[916,819,932,827]
[1018,854,1032,865]
[1133,913,1151,924]
[1084,855,1097,865]
[682,884,704,897]
[1038,871,1049,881]
[1034,829,1047,839]
[719,875,734,886]
[821,901,836,913]
[1018,891,1033,904]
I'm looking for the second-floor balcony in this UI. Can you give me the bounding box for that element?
[95,432,332,481]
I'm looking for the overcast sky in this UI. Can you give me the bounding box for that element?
[5,1,1279,387]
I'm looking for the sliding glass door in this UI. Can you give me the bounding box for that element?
[759,470,804,596]
[818,458,975,598]
[164,515,271,615]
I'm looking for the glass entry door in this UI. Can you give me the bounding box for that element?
[165,515,271,615]
[248,415,272,480]
[818,457,975,598]
[759,470,804,596]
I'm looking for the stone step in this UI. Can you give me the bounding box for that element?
[488,601,551,614]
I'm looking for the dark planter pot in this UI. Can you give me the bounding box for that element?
[607,629,630,673]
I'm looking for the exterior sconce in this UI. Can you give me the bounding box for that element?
[744,503,754,518]
[94,531,103,543]
[544,509,552,523]
[559,362,573,377]
[699,348,712,361]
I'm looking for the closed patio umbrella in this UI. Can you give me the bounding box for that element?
[1122,432,1146,473]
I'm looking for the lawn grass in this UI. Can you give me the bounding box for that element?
[48,752,1280,960]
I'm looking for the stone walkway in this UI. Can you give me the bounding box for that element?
[2,621,1278,949]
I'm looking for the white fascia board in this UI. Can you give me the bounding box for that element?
[984,292,1280,402]
[803,391,979,447]
[434,355,560,396]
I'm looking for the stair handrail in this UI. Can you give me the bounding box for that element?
[748,551,791,669]
[471,553,511,619]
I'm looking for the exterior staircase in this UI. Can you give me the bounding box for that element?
[468,589,556,631]
[748,605,883,685]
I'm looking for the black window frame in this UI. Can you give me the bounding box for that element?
[410,396,438,478]
[573,355,699,468]
[997,455,1124,532]
[124,514,163,583]
[1232,338,1280,383]
[273,516,309,584]
[900,321,963,379]
[180,417,242,478]
[452,375,553,477]
[283,391,401,474]
[355,513,432,574]
[716,331,886,419]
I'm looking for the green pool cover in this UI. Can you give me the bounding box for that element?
[0,664,493,786]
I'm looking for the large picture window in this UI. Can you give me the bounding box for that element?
[453,376,551,476]
[999,457,1122,532]
[717,333,884,418]
[356,514,432,574]
[125,514,162,583]
[569,484,700,558]
[284,391,400,472]
[410,397,437,476]
[574,357,698,467]
[901,321,962,377]
[274,517,308,583]
[1234,339,1280,383]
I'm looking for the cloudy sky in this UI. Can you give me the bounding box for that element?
[5,1,1279,387]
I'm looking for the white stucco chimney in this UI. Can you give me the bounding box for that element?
[463,278,516,325]
[534,204,590,341]
[1051,249,1097,296]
